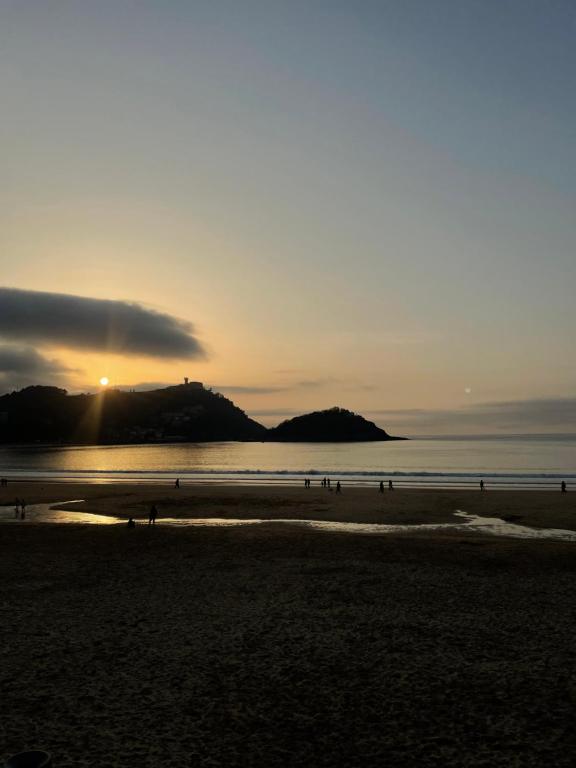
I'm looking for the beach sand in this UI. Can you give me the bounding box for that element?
[1,481,576,530]
[1,483,576,766]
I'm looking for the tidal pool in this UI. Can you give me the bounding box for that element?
[2,500,576,542]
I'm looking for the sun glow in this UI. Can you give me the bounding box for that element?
[99,377,109,386]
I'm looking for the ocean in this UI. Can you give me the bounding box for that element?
[0,435,575,488]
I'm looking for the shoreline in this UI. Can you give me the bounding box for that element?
[0,474,574,493]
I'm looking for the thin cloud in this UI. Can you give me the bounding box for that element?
[115,381,176,392]
[0,287,205,359]
[365,397,576,434]
[211,379,335,396]
[211,384,291,395]
[249,398,576,433]
[248,408,300,417]
[295,378,335,389]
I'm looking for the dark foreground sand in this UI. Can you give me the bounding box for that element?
[1,485,576,767]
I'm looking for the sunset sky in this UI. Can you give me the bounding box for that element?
[2,1,575,434]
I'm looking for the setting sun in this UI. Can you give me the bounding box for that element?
[99,377,109,386]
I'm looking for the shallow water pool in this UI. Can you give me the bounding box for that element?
[2,500,576,542]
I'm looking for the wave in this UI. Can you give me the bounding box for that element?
[4,467,576,480]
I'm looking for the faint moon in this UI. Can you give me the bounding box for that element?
[100,377,109,386]
[464,387,472,394]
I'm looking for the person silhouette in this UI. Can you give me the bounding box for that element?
[388,480,393,491]
[480,480,485,491]
[175,478,180,489]
[148,505,158,525]
[127,517,136,528]
[336,481,342,494]
[561,481,567,493]
[379,481,384,493]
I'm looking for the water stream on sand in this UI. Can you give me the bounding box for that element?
[2,501,576,542]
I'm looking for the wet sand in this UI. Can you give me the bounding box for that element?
[1,483,576,766]
[1,481,576,530]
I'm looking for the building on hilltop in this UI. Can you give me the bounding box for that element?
[183,378,203,388]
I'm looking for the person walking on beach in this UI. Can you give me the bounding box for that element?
[388,480,393,491]
[20,500,26,520]
[561,481,567,493]
[148,504,158,525]
[127,517,136,528]
[379,481,384,493]
[480,480,485,491]
[175,478,180,489]
[336,481,342,494]
[14,500,19,519]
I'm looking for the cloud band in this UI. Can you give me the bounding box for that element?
[0,287,205,359]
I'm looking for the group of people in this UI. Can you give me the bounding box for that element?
[304,477,342,493]
[304,478,569,492]
[121,476,572,531]
[305,478,397,492]
[304,478,396,492]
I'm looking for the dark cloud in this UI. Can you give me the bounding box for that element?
[0,345,73,393]
[0,287,205,359]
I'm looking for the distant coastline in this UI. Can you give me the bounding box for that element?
[0,383,405,445]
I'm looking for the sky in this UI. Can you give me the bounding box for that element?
[1,0,575,434]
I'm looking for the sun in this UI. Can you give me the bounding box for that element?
[99,377,109,387]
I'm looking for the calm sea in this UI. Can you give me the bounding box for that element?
[0,435,575,488]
